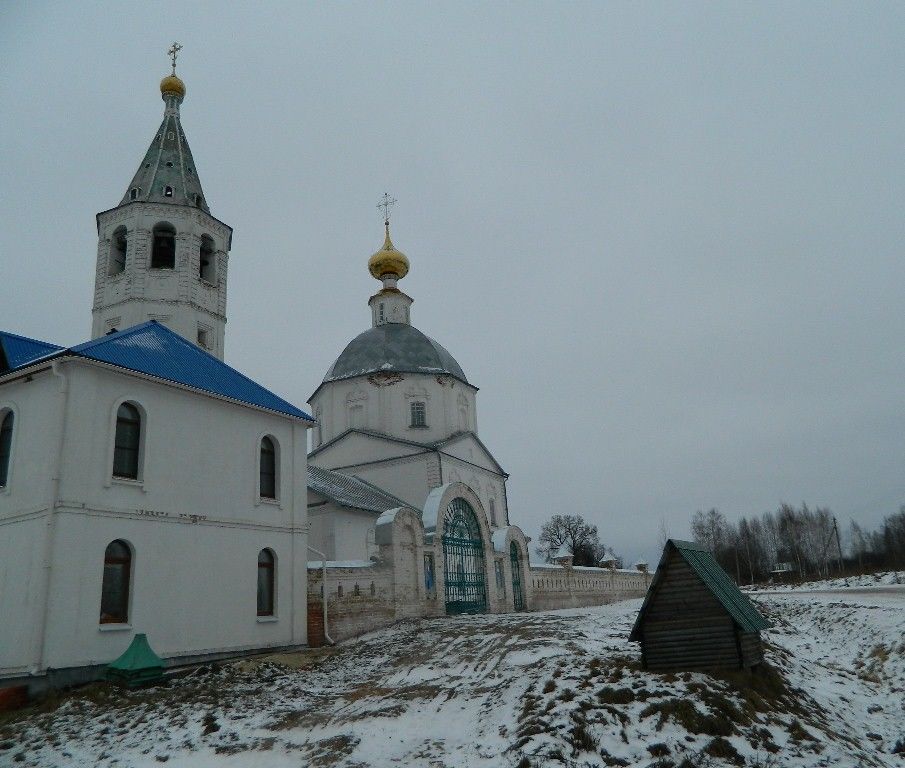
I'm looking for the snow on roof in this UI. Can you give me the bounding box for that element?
[307,560,374,569]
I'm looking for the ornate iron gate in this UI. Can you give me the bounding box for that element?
[442,497,487,615]
[510,541,525,611]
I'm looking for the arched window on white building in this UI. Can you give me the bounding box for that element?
[113,403,142,480]
[260,437,277,500]
[0,411,14,487]
[257,549,275,616]
[100,540,132,624]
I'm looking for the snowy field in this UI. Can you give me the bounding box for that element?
[747,570,904,592]
[1,588,903,768]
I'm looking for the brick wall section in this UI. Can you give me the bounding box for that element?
[529,565,651,611]
[307,563,398,643]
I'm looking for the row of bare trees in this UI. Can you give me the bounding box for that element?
[690,504,905,584]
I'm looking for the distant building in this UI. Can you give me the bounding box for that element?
[630,540,771,671]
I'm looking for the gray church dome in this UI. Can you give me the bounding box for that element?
[323,323,468,384]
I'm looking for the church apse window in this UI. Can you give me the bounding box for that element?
[410,401,427,428]
[199,235,216,282]
[0,411,14,487]
[113,402,142,480]
[260,436,277,500]
[257,549,275,616]
[100,540,131,624]
[151,223,176,269]
[109,227,127,276]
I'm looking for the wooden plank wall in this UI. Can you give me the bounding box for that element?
[640,549,742,671]
[738,631,763,668]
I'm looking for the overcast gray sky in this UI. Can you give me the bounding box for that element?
[2,2,903,564]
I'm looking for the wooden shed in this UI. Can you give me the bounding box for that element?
[629,539,771,672]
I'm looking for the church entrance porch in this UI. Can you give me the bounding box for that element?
[510,541,525,611]
[442,498,487,615]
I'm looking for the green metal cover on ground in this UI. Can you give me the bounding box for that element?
[629,539,771,640]
[106,633,164,687]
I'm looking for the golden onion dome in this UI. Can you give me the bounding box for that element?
[160,74,186,99]
[368,224,410,280]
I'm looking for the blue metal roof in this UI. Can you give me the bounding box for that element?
[0,331,63,372]
[2,322,312,422]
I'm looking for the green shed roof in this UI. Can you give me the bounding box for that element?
[629,539,771,641]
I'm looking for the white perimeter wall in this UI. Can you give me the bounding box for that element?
[530,565,651,611]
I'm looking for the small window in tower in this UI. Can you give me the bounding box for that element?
[164,186,173,197]
[410,401,427,428]
[108,227,127,276]
[129,188,138,201]
[167,132,174,140]
[151,222,176,269]
[194,193,204,208]
[197,328,209,349]
[199,235,215,282]
[379,303,385,323]
[144,163,151,168]
[187,167,194,175]
[165,161,174,168]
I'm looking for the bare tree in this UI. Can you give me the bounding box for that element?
[536,514,602,567]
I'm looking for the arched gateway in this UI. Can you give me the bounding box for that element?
[442,498,487,614]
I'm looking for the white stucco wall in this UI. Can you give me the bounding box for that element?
[310,431,425,469]
[309,373,478,448]
[307,498,378,561]
[0,357,310,680]
[342,455,437,514]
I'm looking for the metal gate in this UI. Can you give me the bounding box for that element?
[442,497,487,615]
[510,541,525,611]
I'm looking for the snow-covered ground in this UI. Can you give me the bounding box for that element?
[748,570,904,592]
[1,589,903,767]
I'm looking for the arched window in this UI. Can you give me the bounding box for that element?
[151,223,176,269]
[199,235,215,282]
[163,185,174,198]
[108,226,127,276]
[113,402,141,480]
[260,436,276,499]
[257,549,275,616]
[100,540,131,624]
[0,411,13,487]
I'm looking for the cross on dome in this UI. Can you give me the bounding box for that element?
[168,42,183,75]
[377,192,397,226]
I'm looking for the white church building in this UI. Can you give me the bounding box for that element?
[0,60,649,693]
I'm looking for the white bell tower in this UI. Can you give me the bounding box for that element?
[91,45,233,359]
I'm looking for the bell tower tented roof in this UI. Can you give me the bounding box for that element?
[118,75,210,213]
